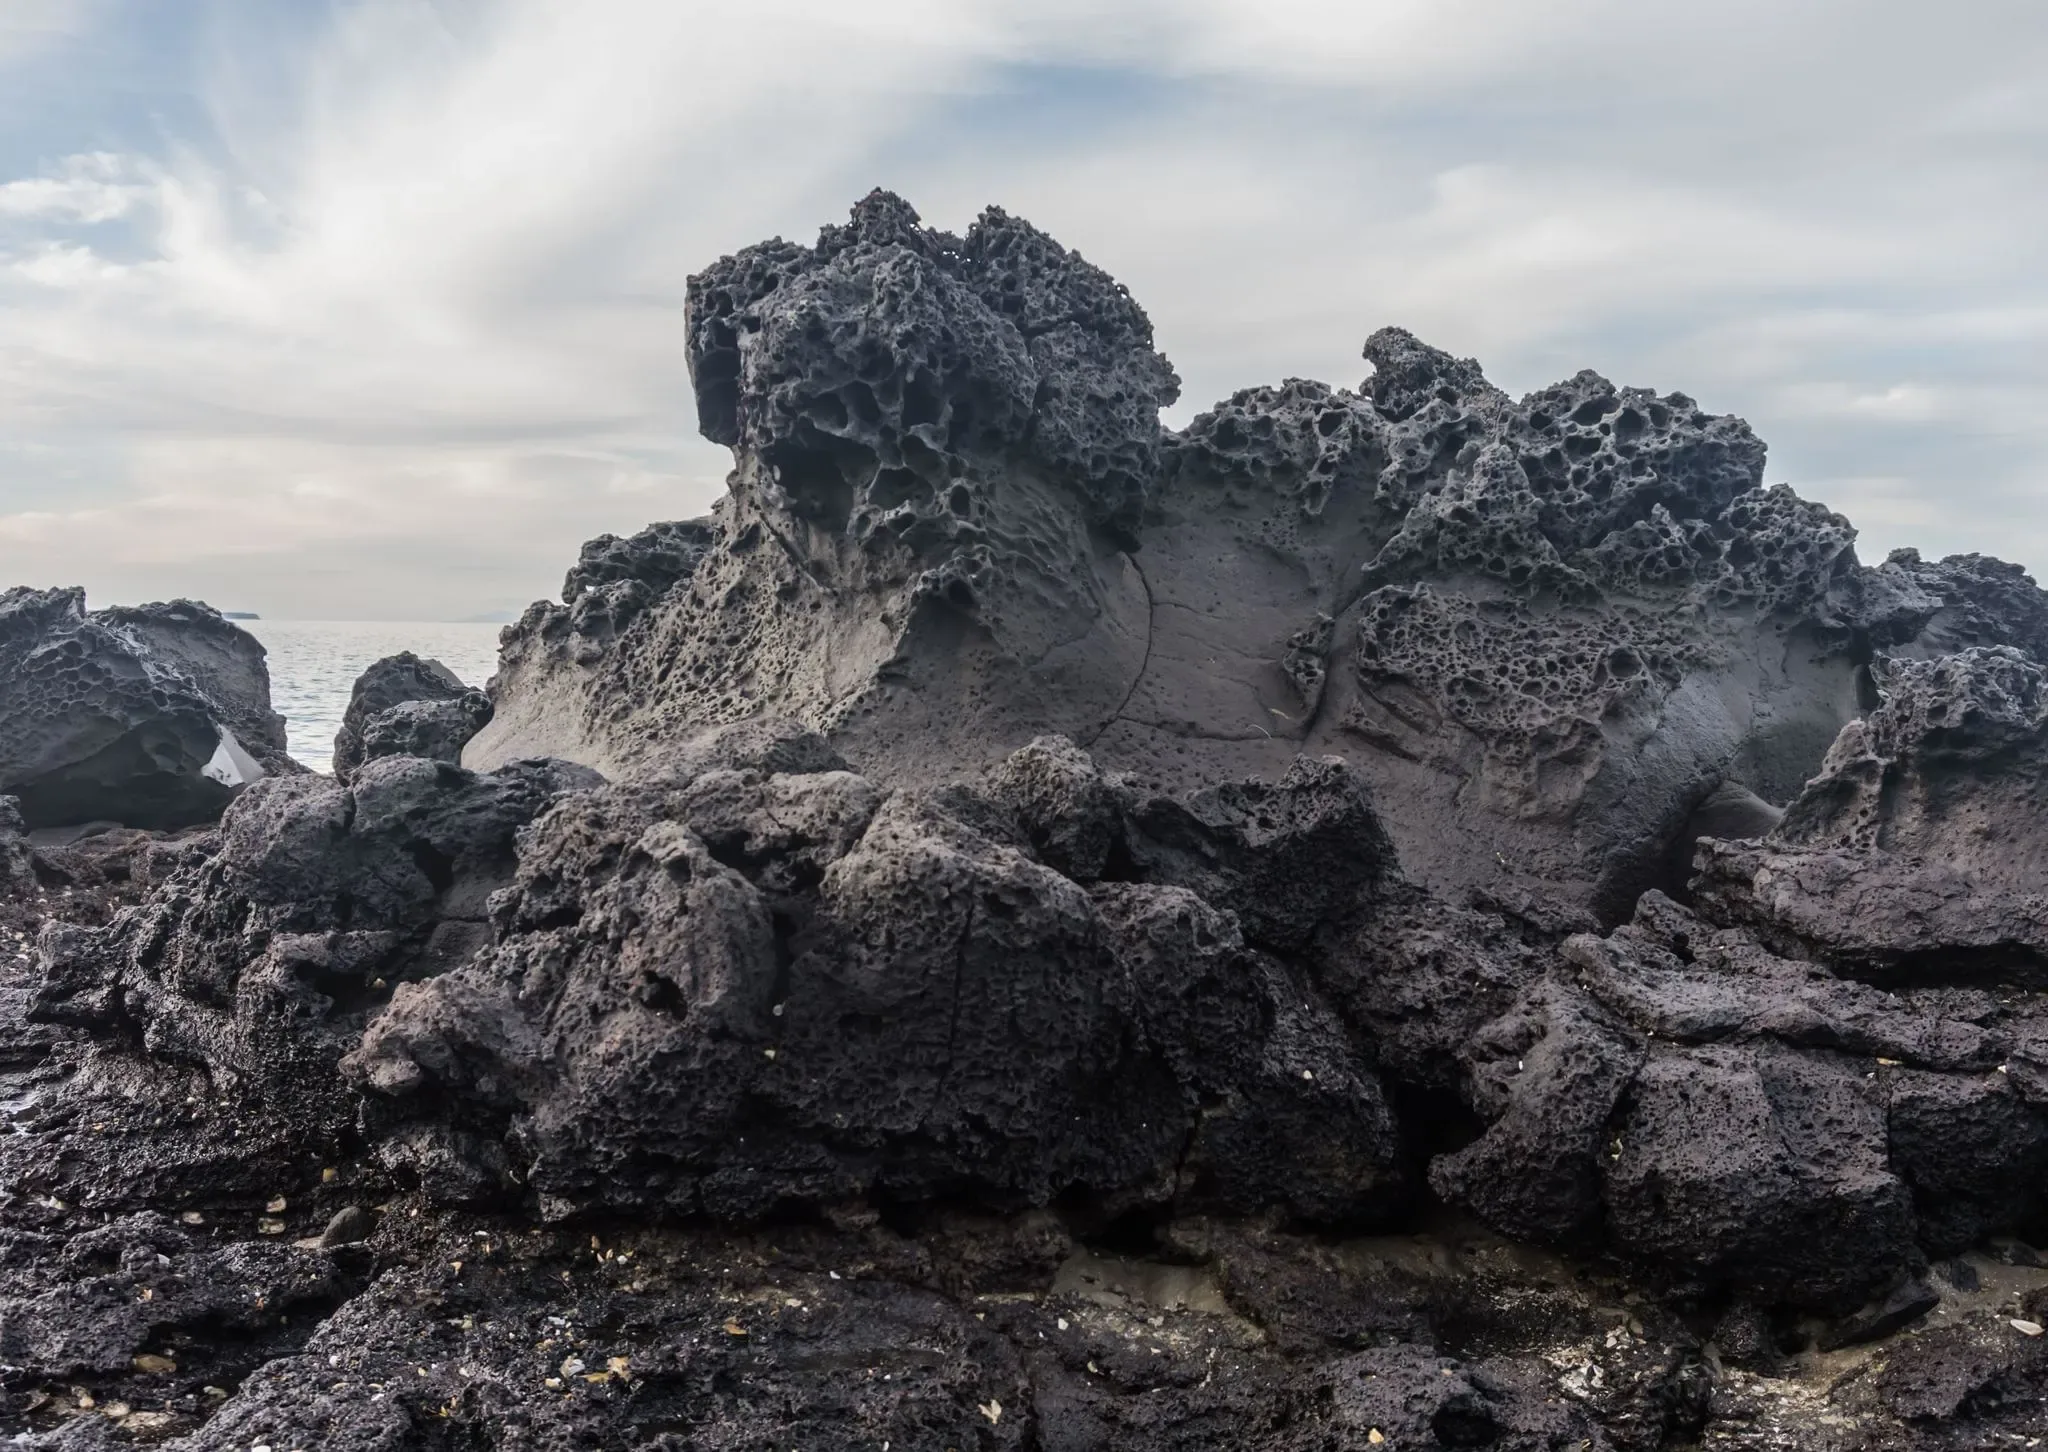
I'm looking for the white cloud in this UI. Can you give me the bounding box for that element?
[0,152,145,223]
[8,241,127,288]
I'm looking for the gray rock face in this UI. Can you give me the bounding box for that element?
[1694,647,2048,984]
[473,193,2048,919]
[0,588,292,830]
[332,652,489,783]
[686,190,1178,538]
[0,796,30,899]
[471,191,1181,784]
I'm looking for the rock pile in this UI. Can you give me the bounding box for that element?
[4,193,2048,1449]
[331,651,494,783]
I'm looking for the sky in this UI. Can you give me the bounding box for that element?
[0,1,2042,621]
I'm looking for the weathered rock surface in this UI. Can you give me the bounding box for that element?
[347,730,1406,1227]
[1692,648,2048,994]
[0,796,31,904]
[28,753,603,1146]
[472,195,2048,920]
[7,194,2048,1449]
[1430,887,2048,1305]
[0,589,293,830]
[332,652,491,783]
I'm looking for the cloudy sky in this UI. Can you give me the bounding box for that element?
[1,1,2042,620]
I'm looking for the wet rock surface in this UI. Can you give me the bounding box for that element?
[7,194,2048,1448]
[0,590,293,831]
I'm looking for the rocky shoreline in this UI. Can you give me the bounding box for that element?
[3,192,2046,1449]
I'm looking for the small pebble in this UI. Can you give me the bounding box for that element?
[320,1205,373,1249]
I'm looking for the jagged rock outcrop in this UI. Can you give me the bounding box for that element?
[9,194,2048,1451]
[0,796,31,902]
[1430,890,2048,1313]
[0,589,292,830]
[471,191,1180,790]
[347,728,1407,1227]
[472,193,2048,918]
[332,652,492,783]
[29,753,603,1149]
[1694,647,2048,988]
[357,693,494,771]
[563,518,719,603]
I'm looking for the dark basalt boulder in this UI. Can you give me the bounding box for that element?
[357,693,494,772]
[331,652,488,783]
[562,518,718,603]
[29,754,604,1141]
[89,600,292,770]
[0,588,293,830]
[1431,891,2048,1312]
[346,730,1407,1227]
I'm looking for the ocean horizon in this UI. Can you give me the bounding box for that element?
[243,619,506,770]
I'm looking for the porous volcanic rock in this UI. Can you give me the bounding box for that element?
[357,693,495,772]
[0,796,31,904]
[1694,647,2048,987]
[470,191,1181,793]
[0,588,292,830]
[10,194,2048,1451]
[472,193,2048,917]
[332,652,491,783]
[347,728,1408,1227]
[28,753,604,1159]
[1431,890,2048,1312]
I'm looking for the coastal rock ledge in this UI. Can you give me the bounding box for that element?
[4,193,2048,1450]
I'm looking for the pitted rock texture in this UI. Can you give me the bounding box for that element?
[470,190,1177,786]
[0,796,30,905]
[473,192,2048,918]
[562,518,719,604]
[29,753,603,1141]
[1428,891,2048,1313]
[1863,547,2048,660]
[1693,648,2048,988]
[1777,647,2048,881]
[332,652,488,783]
[0,588,292,830]
[685,190,1179,538]
[10,708,2048,1445]
[358,693,495,772]
[347,730,1407,1227]
[13,194,2048,1451]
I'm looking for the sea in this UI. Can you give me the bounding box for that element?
[242,620,507,771]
